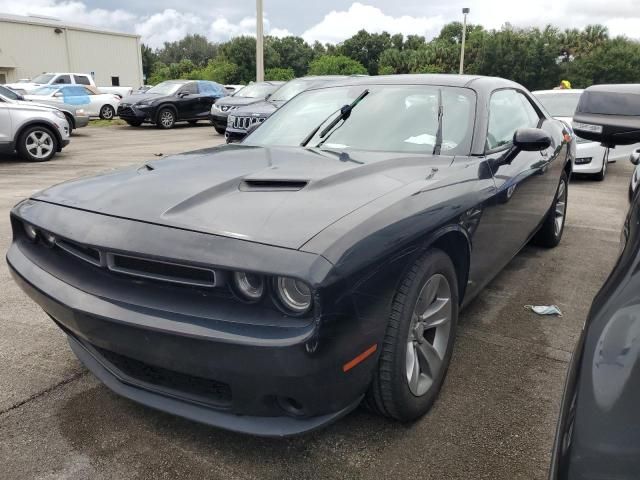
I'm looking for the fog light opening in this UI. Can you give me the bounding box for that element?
[277,396,305,417]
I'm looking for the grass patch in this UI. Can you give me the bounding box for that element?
[88,118,128,127]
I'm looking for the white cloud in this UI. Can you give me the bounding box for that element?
[135,9,208,47]
[301,3,445,44]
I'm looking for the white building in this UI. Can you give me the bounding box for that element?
[0,13,143,87]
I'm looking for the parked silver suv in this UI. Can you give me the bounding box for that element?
[0,93,70,162]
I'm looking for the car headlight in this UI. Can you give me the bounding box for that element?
[231,271,265,302]
[23,222,38,241]
[274,277,313,314]
[52,110,66,120]
[213,104,222,111]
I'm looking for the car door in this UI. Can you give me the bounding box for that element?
[197,81,224,118]
[466,88,555,293]
[60,86,92,113]
[175,82,200,119]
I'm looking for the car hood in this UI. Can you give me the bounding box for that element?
[5,82,43,92]
[216,96,267,107]
[32,145,454,250]
[234,100,279,117]
[121,93,168,105]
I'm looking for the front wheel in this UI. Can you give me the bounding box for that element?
[17,126,58,162]
[99,104,115,120]
[156,108,175,129]
[532,171,568,248]
[365,248,459,421]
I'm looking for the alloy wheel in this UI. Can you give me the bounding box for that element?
[160,111,174,128]
[25,130,53,160]
[554,180,567,236]
[406,273,453,396]
[100,105,114,120]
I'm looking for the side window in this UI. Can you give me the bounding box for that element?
[74,75,91,85]
[487,89,541,151]
[54,75,72,84]
[83,87,95,96]
[180,82,199,95]
[198,81,219,96]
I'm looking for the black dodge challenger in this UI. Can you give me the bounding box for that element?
[7,74,574,436]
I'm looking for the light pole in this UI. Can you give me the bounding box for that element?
[256,0,264,81]
[459,7,470,74]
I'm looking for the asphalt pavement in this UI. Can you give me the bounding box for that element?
[0,124,631,479]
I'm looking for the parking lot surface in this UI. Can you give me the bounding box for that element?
[0,124,631,479]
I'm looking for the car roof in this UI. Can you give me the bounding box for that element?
[532,89,585,95]
[303,74,525,93]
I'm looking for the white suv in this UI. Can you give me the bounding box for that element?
[0,93,70,162]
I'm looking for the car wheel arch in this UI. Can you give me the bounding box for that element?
[155,103,178,120]
[14,120,63,152]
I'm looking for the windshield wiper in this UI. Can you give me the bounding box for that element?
[300,89,369,147]
[432,89,444,155]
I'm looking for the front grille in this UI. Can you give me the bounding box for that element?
[95,346,232,408]
[107,253,216,287]
[228,115,265,131]
[51,236,218,288]
[117,106,135,117]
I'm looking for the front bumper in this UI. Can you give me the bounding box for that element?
[573,142,605,174]
[74,115,90,129]
[6,203,375,436]
[117,104,153,123]
[225,126,248,143]
[210,111,229,129]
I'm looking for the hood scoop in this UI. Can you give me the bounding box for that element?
[239,179,308,191]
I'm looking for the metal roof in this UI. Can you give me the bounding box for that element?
[0,12,140,39]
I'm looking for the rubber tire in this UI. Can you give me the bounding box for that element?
[365,248,459,422]
[593,156,606,181]
[17,125,58,162]
[532,171,568,248]
[214,126,226,135]
[126,120,143,127]
[156,108,175,129]
[99,105,115,120]
[64,113,75,132]
[188,120,198,125]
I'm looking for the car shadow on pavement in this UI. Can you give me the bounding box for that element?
[55,381,411,478]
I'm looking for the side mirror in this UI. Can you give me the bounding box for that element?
[573,84,640,147]
[265,93,272,100]
[513,128,552,151]
[631,148,640,166]
[491,128,551,170]
[17,94,24,101]
[178,91,189,98]
[53,92,62,98]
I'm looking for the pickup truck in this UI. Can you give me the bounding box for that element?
[6,72,133,98]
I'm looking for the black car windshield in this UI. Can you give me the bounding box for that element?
[234,83,279,98]
[269,79,317,102]
[145,82,183,95]
[535,93,581,117]
[245,84,476,155]
[31,74,55,84]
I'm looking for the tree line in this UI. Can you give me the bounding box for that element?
[142,23,640,90]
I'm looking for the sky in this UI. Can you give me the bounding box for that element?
[1,0,639,48]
